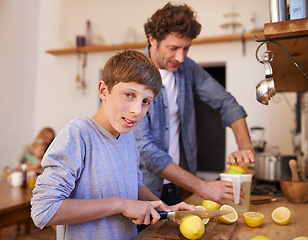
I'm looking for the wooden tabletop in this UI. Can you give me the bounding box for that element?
[0,179,33,232]
[134,194,308,240]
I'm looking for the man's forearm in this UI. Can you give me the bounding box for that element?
[230,117,254,151]
[157,161,203,195]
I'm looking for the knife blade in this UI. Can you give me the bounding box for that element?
[158,209,232,221]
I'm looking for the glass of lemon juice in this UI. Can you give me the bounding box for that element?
[220,173,253,215]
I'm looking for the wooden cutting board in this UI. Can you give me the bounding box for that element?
[134,194,308,240]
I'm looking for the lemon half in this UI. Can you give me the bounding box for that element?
[219,205,238,224]
[180,215,205,240]
[195,205,210,224]
[228,165,245,174]
[202,200,221,210]
[243,212,264,227]
[271,206,291,225]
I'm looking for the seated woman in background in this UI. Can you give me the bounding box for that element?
[10,127,55,171]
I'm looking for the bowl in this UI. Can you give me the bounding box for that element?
[280,180,308,203]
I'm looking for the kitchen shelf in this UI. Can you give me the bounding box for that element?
[46,30,264,55]
[263,18,308,92]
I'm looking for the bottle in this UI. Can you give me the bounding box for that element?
[21,163,27,188]
[269,0,287,22]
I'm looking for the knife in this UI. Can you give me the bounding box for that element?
[157,209,232,221]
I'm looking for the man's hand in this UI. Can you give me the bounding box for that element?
[196,180,245,205]
[227,148,255,167]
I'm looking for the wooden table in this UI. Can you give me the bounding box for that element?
[134,194,308,240]
[0,179,33,234]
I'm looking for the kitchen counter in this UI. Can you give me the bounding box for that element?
[134,194,307,240]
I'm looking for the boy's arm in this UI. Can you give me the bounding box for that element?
[46,197,163,226]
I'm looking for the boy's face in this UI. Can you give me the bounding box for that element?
[149,32,192,72]
[97,81,154,138]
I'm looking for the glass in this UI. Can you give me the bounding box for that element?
[220,173,253,215]
[26,171,37,189]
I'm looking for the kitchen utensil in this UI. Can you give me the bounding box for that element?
[255,153,296,182]
[289,159,300,181]
[250,127,265,152]
[280,179,308,203]
[220,173,253,215]
[250,198,282,205]
[157,209,232,221]
[256,55,276,105]
[297,154,306,180]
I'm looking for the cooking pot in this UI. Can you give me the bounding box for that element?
[255,153,297,182]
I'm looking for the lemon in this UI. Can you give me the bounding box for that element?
[250,236,272,240]
[228,165,245,174]
[219,205,238,224]
[202,200,221,210]
[195,205,210,224]
[271,206,291,225]
[243,212,264,227]
[180,215,205,240]
[293,237,308,240]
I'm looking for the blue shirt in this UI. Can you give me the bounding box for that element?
[132,46,247,198]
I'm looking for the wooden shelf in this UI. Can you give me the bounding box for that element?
[264,18,308,92]
[46,31,264,55]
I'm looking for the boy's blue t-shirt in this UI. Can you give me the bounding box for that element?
[31,117,143,240]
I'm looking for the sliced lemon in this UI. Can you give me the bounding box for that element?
[293,237,308,240]
[228,165,245,174]
[195,205,210,224]
[180,215,205,240]
[219,205,238,224]
[202,200,221,210]
[271,206,291,225]
[243,212,264,227]
[250,236,272,240]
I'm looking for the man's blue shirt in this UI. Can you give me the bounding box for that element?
[132,46,247,197]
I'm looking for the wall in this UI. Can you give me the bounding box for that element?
[0,0,302,171]
[0,0,39,170]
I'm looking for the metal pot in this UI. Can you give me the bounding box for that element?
[255,153,297,182]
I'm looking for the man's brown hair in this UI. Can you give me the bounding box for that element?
[144,2,201,44]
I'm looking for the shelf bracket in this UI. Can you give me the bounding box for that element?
[255,35,308,79]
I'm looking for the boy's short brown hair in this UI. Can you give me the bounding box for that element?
[102,49,162,96]
[144,2,201,44]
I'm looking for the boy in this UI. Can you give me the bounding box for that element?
[31,50,194,240]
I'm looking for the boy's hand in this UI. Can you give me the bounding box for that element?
[166,202,196,224]
[167,201,196,212]
[121,199,165,225]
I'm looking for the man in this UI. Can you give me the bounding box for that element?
[132,2,255,205]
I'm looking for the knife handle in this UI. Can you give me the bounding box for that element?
[150,211,169,220]
[158,211,169,219]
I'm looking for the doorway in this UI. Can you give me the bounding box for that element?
[195,64,226,177]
